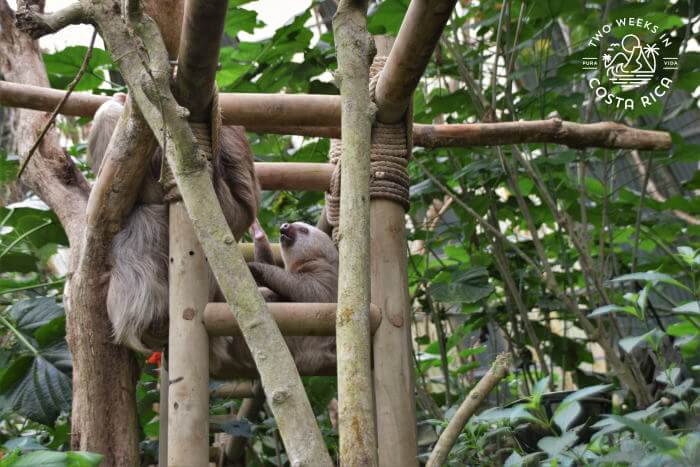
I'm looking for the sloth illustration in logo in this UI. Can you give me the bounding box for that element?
[603,34,659,86]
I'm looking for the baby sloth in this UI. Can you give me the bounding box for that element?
[250,222,338,302]
[209,221,338,378]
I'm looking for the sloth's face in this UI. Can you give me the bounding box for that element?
[279,222,311,248]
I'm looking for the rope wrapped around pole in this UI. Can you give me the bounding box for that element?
[325,56,411,242]
[162,88,222,203]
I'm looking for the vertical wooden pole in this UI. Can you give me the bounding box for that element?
[372,36,418,467]
[168,202,210,467]
[333,1,378,465]
[158,356,168,467]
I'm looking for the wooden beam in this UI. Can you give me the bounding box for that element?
[204,302,382,336]
[255,162,333,191]
[238,242,284,266]
[374,0,458,123]
[0,81,673,150]
[371,37,418,467]
[175,0,227,122]
[210,381,255,399]
[219,92,340,127]
[412,120,673,151]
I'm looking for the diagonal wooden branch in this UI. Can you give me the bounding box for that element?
[0,82,674,151]
[333,0,378,465]
[64,1,332,463]
[374,0,458,123]
[17,28,97,178]
[426,353,511,467]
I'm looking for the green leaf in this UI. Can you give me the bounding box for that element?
[609,415,677,451]
[553,401,581,432]
[561,384,613,404]
[65,451,104,467]
[367,0,409,36]
[9,297,64,335]
[0,341,72,425]
[673,302,700,315]
[428,267,494,304]
[3,437,45,452]
[589,304,637,318]
[0,253,37,273]
[224,5,261,37]
[619,329,663,354]
[609,272,691,293]
[537,430,578,457]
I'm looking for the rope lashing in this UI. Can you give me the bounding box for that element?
[325,54,411,242]
[162,87,222,203]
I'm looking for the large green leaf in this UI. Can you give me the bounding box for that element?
[9,297,64,335]
[537,431,578,457]
[43,46,113,92]
[2,450,102,467]
[609,415,677,451]
[429,267,494,304]
[0,341,72,425]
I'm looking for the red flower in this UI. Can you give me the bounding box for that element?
[146,351,162,367]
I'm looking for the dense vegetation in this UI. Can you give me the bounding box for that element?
[1,0,699,465]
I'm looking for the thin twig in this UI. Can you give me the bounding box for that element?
[17,28,97,179]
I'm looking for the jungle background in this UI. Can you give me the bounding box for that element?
[1,0,700,465]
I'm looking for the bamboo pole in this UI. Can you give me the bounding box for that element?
[255,162,333,191]
[158,357,168,467]
[167,203,210,467]
[0,81,673,150]
[333,1,378,465]
[425,354,511,467]
[175,0,227,121]
[166,1,228,464]
[238,242,284,266]
[205,302,382,336]
[372,36,418,467]
[374,0,457,123]
[210,381,255,399]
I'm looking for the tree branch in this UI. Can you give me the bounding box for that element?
[15,2,88,39]
[426,353,511,467]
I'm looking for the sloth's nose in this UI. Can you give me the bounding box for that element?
[280,223,290,234]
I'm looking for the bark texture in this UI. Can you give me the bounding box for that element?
[1,2,145,465]
[333,1,378,465]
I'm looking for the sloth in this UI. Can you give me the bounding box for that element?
[88,94,259,354]
[209,221,338,378]
[90,96,337,377]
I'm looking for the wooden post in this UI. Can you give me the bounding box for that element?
[167,203,210,467]
[158,356,168,467]
[372,36,418,467]
[333,1,378,465]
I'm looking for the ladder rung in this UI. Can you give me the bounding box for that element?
[254,162,332,192]
[204,302,382,337]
